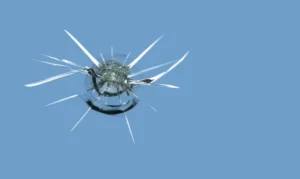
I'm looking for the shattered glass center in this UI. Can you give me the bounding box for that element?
[91,60,131,96]
[84,56,138,115]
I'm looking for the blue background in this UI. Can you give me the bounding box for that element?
[1,0,299,178]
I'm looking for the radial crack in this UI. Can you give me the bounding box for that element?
[137,51,189,83]
[64,30,101,67]
[123,52,131,65]
[46,94,79,107]
[34,59,73,68]
[127,35,163,69]
[128,60,176,78]
[25,70,79,87]
[71,107,91,132]
[100,53,107,67]
[124,113,135,144]
[42,54,86,69]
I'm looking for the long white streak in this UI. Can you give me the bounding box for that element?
[129,81,179,89]
[34,59,86,75]
[34,59,73,68]
[127,35,164,69]
[64,30,101,67]
[25,70,77,87]
[42,54,62,62]
[71,107,91,132]
[149,72,166,83]
[123,52,131,65]
[168,51,189,72]
[128,60,176,78]
[43,54,85,69]
[61,59,85,69]
[100,53,107,67]
[124,113,135,144]
[37,59,86,74]
[111,46,114,59]
[46,94,79,107]
[64,67,88,75]
[144,51,189,83]
[156,84,180,89]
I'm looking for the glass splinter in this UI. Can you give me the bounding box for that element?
[137,51,189,83]
[127,35,163,69]
[100,53,107,67]
[156,84,180,89]
[42,54,62,62]
[43,54,85,69]
[123,52,131,66]
[34,59,73,68]
[64,30,101,67]
[128,60,176,78]
[34,60,87,75]
[71,107,91,132]
[61,59,85,69]
[46,94,79,107]
[25,70,79,87]
[124,112,135,144]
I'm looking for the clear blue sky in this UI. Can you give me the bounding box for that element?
[0,0,299,178]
